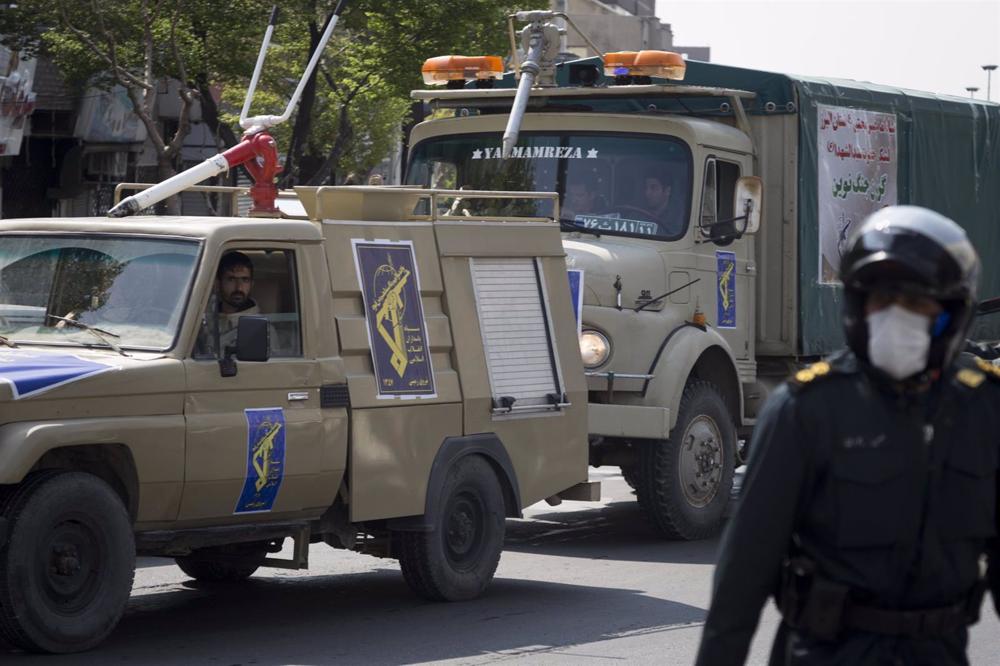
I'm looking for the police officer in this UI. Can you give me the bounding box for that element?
[695,206,1000,665]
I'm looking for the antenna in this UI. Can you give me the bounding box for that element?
[108,1,349,218]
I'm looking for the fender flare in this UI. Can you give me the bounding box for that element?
[387,433,522,532]
[641,323,744,431]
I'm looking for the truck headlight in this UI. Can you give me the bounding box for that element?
[579,329,611,368]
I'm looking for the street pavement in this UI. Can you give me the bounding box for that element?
[3,467,999,664]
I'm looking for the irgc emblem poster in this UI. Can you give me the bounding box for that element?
[352,239,436,398]
[716,251,737,329]
[817,103,897,284]
[234,408,286,514]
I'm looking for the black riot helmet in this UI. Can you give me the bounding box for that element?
[839,205,980,373]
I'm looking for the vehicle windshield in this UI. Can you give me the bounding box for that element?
[0,235,201,351]
[407,132,692,241]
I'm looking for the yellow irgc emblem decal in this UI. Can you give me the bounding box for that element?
[718,261,735,312]
[235,407,285,514]
[372,256,412,378]
[252,421,283,492]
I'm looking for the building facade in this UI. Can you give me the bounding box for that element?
[553,0,710,62]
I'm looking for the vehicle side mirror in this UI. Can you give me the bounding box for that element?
[219,315,269,377]
[236,315,270,362]
[734,176,762,234]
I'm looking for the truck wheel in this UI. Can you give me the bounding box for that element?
[175,542,267,583]
[0,471,135,654]
[637,379,735,540]
[397,455,505,602]
[620,465,638,490]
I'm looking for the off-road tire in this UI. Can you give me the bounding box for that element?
[621,465,638,490]
[397,455,505,602]
[0,471,135,654]
[635,379,736,540]
[175,542,268,583]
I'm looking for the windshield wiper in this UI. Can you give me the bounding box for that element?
[0,334,17,348]
[46,315,127,356]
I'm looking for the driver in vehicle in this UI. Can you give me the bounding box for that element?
[216,251,269,351]
[642,174,684,236]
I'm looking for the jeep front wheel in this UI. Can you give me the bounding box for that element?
[397,455,505,601]
[0,471,135,654]
[636,379,735,540]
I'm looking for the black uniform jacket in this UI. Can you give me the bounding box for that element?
[696,351,1000,665]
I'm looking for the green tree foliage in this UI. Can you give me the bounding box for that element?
[1,0,546,193]
[0,0,271,212]
[243,0,546,186]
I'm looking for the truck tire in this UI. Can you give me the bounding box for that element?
[175,542,267,583]
[0,471,135,654]
[636,379,735,540]
[397,455,505,602]
[620,465,638,490]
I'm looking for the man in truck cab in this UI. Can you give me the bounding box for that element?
[561,172,608,222]
[197,250,281,356]
[217,251,261,347]
[641,173,683,237]
[696,206,1000,666]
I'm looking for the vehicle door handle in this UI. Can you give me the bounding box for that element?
[287,391,310,402]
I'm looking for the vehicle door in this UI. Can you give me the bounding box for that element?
[694,154,754,359]
[179,244,326,521]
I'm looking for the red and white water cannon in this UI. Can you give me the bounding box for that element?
[108,2,347,218]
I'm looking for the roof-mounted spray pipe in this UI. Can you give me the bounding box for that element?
[501,11,601,159]
[502,15,546,159]
[108,1,348,218]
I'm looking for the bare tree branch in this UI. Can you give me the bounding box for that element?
[125,84,167,154]
[57,3,151,90]
[169,4,189,86]
[306,73,373,186]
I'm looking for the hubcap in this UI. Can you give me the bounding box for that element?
[678,415,724,508]
[39,518,105,614]
[444,490,485,571]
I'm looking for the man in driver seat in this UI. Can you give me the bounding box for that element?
[643,174,684,236]
[216,251,270,351]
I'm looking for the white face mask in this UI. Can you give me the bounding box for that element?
[866,304,932,380]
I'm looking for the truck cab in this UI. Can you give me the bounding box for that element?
[407,34,765,541]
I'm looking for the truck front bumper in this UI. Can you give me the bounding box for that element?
[588,403,671,440]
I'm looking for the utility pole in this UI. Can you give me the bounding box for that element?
[966,86,980,99]
[984,65,998,101]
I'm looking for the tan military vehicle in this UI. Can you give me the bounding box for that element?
[0,186,592,653]
[407,10,1000,540]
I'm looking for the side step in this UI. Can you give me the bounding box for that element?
[262,524,311,570]
[545,481,602,505]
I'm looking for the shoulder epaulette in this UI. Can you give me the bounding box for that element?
[965,357,1000,386]
[789,361,833,390]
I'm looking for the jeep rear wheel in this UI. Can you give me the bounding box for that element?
[636,379,735,540]
[0,471,135,654]
[175,542,268,583]
[397,455,505,601]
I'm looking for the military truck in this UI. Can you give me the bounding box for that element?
[406,10,1000,540]
[0,185,592,653]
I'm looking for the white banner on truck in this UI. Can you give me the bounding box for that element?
[817,103,897,284]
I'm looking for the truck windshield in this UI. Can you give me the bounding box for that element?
[407,132,692,241]
[0,235,200,351]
